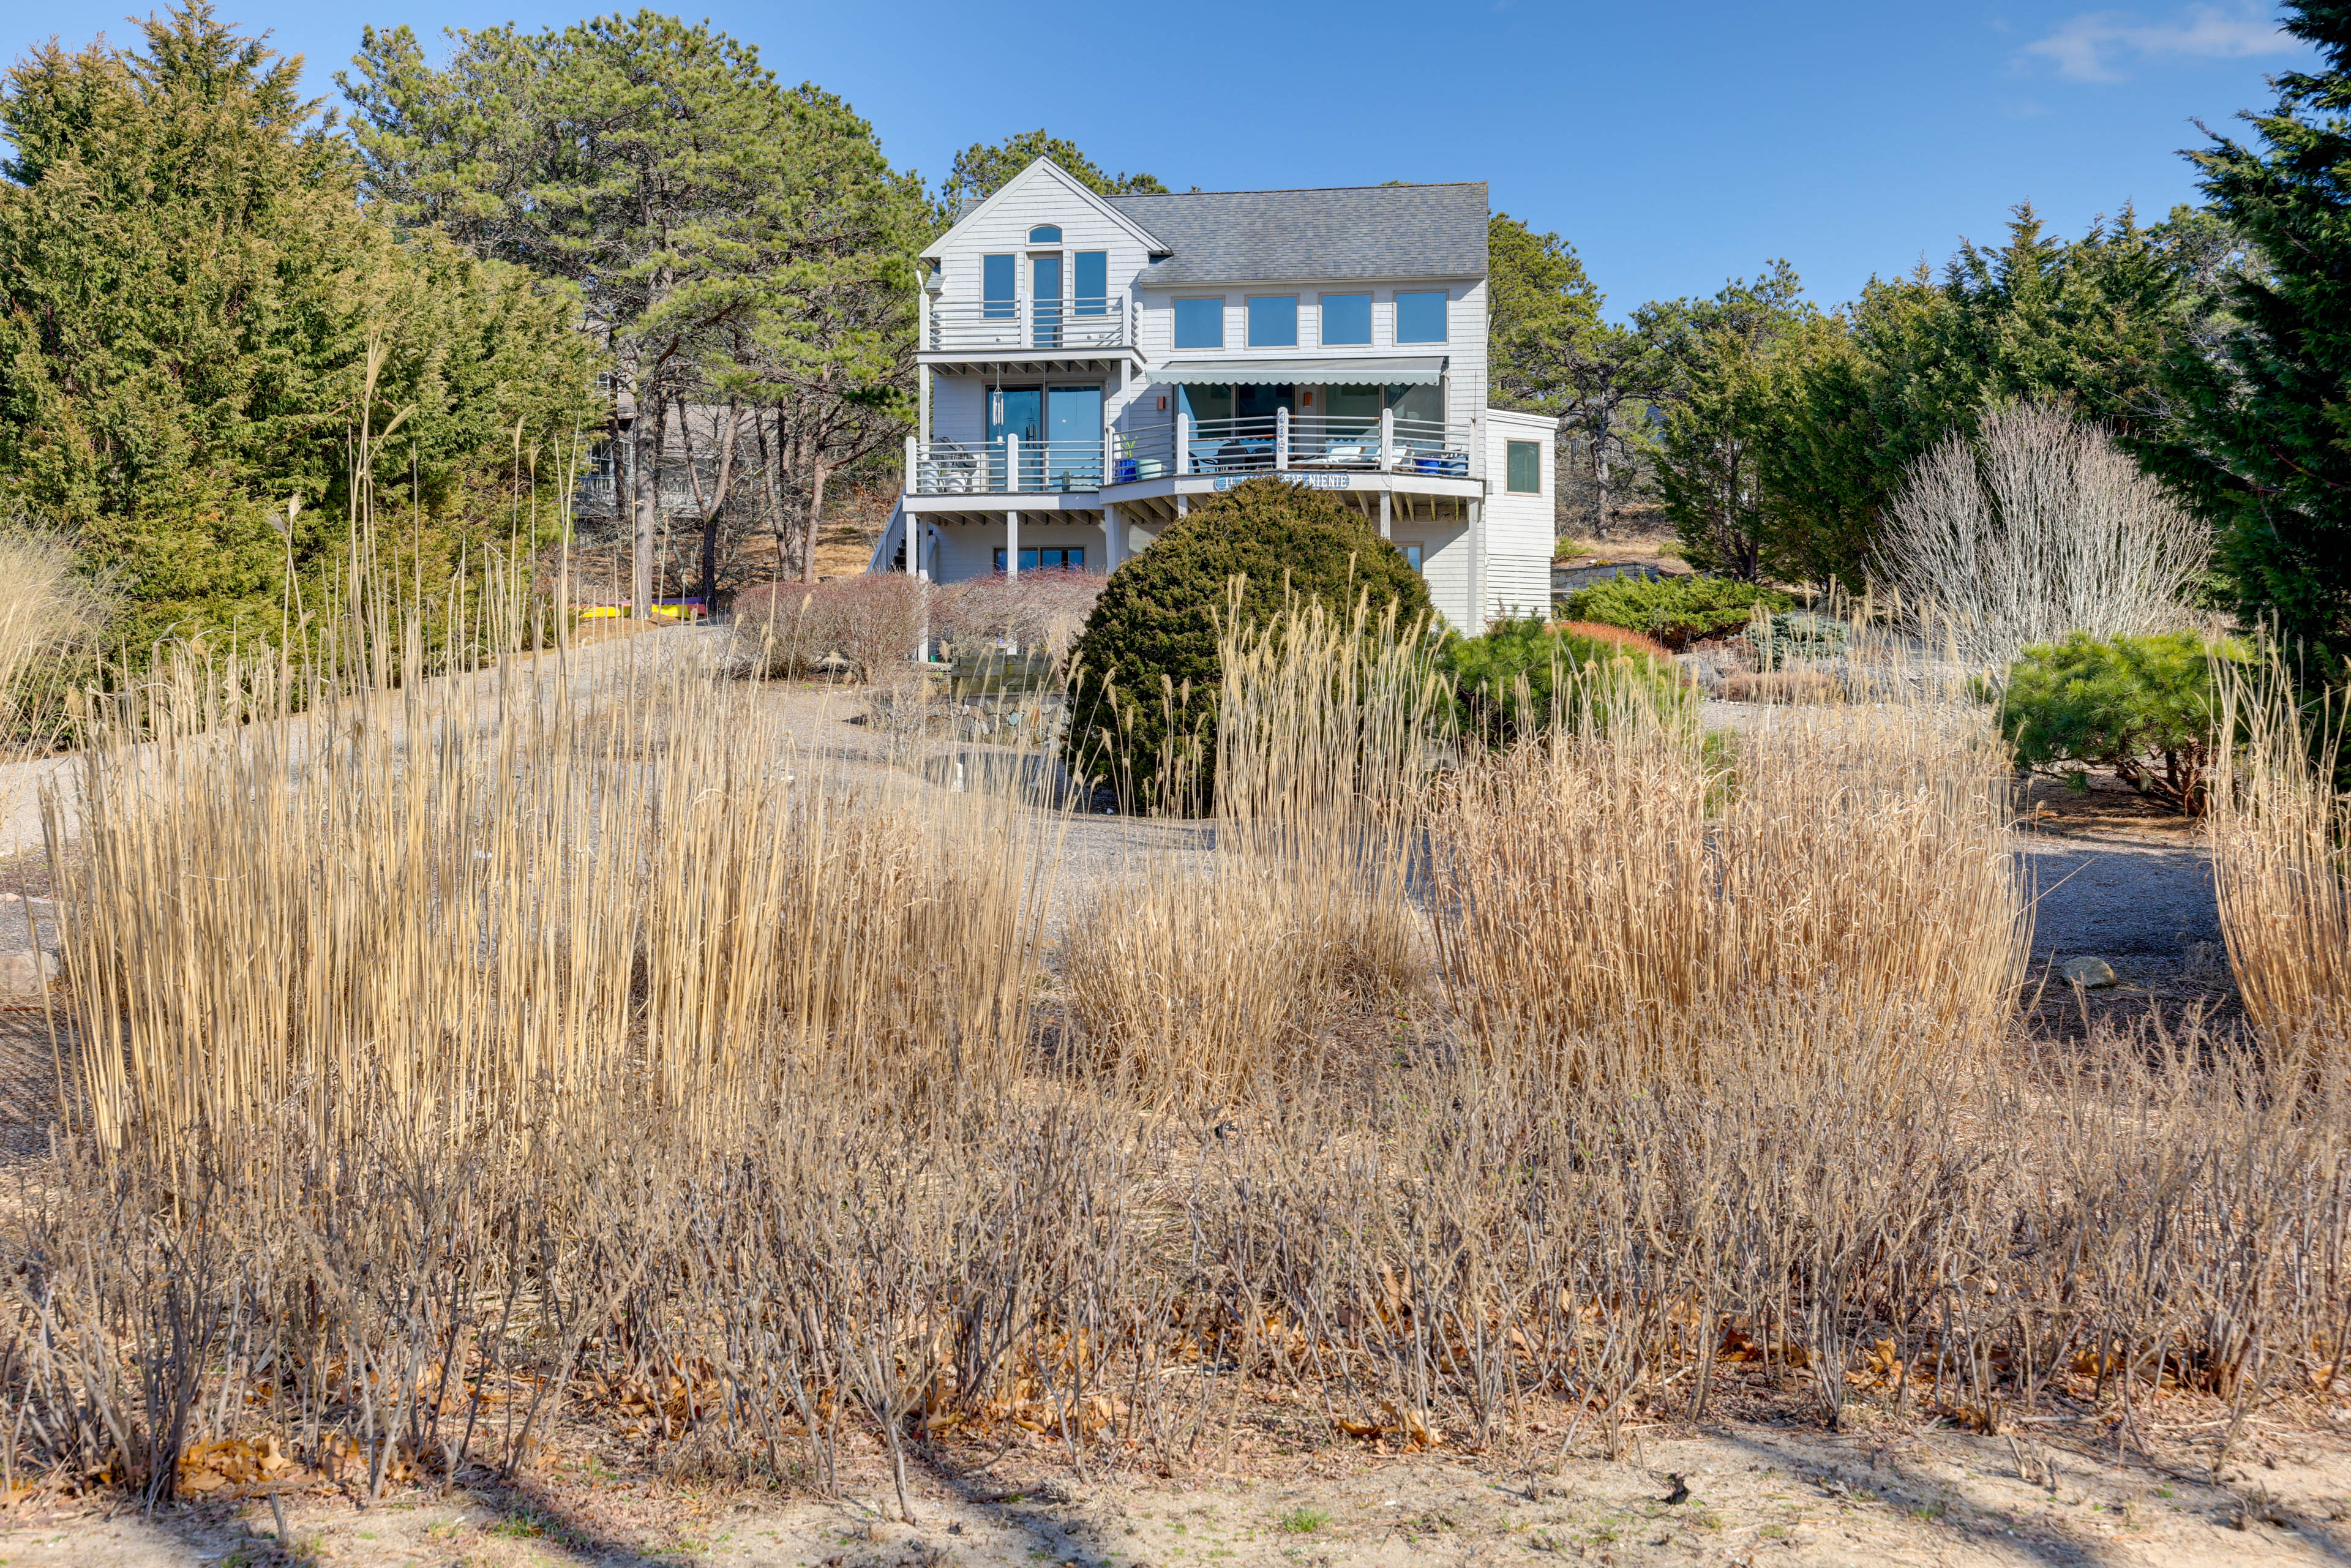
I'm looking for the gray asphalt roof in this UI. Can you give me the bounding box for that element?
[1107,182,1488,285]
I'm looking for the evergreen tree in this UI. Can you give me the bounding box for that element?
[2162,0,2351,662]
[940,130,1166,213]
[349,15,926,613]
[1487,214,1602,405]
[0,3,596,645]
[1637,263,1829,580]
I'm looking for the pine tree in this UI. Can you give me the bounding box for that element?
[2164,1,2351,662]
[0,2,596,644]
[939,130,1165,214]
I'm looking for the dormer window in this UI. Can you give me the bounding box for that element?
[1027,225,1062,244]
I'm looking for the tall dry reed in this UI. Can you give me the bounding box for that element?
[1059,596,1447,1108]
[49,604,1045,1168]
[1431,670,2028,1083]
[2209,658,2351,1047]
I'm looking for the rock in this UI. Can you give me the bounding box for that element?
[0,948,54,997]
[2061,956,2118,989]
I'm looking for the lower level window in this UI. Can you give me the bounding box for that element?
[1401,544,1423,572]
[995,546,1086,572]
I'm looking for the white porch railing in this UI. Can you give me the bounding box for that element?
[909,435,1104,495]
[926,298,1131,353]
[1108,407,1471,481]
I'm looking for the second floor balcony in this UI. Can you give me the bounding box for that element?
[924,296,1133,356]
[906,408,1475,499]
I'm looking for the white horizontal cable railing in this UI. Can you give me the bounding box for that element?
[1109,422,1176,483]
[927,298,1129,353]
[1174,411,1473,478]
[1185,415,1282,474]
[911,437,1103,495]
[1387,415,1472,476]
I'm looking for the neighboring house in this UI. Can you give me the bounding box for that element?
[870,159,1554,634]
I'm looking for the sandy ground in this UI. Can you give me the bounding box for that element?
[8,1414,2351,1567]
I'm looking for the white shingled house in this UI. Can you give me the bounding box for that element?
[870,159,1555,636]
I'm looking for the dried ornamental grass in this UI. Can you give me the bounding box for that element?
[2209,657,2351,1050]
[1431,673,2027,1084]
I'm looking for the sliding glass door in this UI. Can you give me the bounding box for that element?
[988,384,1101,489]
[1046,385,1101,489]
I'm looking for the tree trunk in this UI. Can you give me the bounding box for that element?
[759,408,787,581]
[686,399,744,616]
[802,453,830,586]
[1592,436,1613,540]
[632,380,664,619]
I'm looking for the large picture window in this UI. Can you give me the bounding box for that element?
[1174,298,1224,349]
[1506,440,1542,495]
[1320,293,1371,345]
[996,546,1086,572]
[1074,251,1108,315]
[1247,295,1299,348]
[1396,290,1448,343]
[982,255,1015,320]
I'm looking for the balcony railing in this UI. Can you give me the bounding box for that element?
[905,409,1475,498]
[911,436,1104,495]
[1112,408,1471,481]
[926,298,1131,354]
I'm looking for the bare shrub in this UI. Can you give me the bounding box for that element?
[730,573,928,682]
[1874,401,2211,669]
[934,568,1105,670]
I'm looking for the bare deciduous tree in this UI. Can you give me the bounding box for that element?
[1874,401,2211,668]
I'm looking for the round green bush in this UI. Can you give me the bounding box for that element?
[1561,574,1791,650]
[1065,477,1433,805]
[1441,615,1689,746]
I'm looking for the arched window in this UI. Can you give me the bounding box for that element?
[1027,225,1062,244]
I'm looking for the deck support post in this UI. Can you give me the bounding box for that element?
[1467,497,1484,635]
[1103,504,1124,571]
[1005,509,1019,579]
[1378,489,1391,539]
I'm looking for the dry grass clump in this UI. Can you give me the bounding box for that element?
[1718,666,1835,704]
[1060,598,1445,1108]
[1432,681,2026,1084]
[51,612,1043,1168]
[1548,619,1672,658]
[2209,659,2351,1048]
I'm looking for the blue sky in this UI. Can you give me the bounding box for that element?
[5,0,2315,313]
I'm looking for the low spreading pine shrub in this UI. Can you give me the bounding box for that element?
[1441,615,1687,745]
[1996,631,2251,814]
[1559,574,1791,650]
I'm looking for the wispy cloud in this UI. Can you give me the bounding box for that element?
[2022,4,2297,82]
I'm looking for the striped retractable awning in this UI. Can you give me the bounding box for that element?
[1146,356,1446,386]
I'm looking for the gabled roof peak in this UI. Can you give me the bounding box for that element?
[919,157,1167,261]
